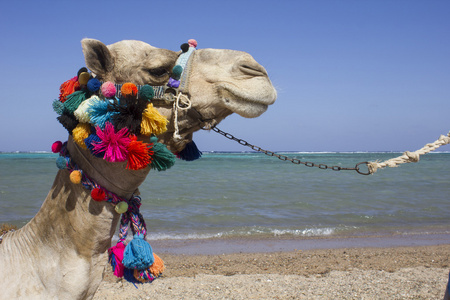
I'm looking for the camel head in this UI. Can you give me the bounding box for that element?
[81,38,277,152]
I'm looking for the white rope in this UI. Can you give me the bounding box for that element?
[172,92,192,142]
[368,132,450,174]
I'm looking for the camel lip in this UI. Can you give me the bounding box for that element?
[217,82,277,107]
[220,93,270,118]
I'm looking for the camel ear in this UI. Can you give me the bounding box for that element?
[81,38,114,76]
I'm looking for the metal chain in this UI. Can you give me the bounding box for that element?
[209,126,371,175]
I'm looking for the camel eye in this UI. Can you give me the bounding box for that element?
[146,67,168,77]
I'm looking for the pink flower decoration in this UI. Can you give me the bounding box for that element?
[93,122,131,162]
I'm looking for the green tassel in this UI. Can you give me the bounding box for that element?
[52,99,64,115]
[63,90,90,115]
[150,136,176,171]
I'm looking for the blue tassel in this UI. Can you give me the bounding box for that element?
[122,234,154,270]
[88,99,118,129]
[84,134,104,158]
[52,99,64,115]
[177,140,202,161]
[123,268,140,286]
[56,156,67,169]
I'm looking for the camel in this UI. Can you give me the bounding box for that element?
[0,38,277,299]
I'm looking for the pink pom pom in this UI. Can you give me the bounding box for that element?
[188,39,197,48]
[93,122,130,162]
[101,81,116,98]
[51,141,62,153]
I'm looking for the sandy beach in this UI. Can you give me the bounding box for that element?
[93,238,450,299]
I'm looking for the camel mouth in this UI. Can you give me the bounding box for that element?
[217,83,277,118]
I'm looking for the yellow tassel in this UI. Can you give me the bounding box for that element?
[72,123,91,149]
[70,170,82,184]
[140,104,168,136]
[149,253,165,276]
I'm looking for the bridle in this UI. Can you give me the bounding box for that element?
[102,45,214,148]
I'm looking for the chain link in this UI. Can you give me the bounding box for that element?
[209,126,371,175]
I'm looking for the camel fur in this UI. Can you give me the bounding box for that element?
[0,38,276,300]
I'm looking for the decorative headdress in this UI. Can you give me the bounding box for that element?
[52,39,199,283]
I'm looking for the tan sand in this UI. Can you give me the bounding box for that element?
[93,244,449,299]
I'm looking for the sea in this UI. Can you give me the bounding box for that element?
[1,152,449,243]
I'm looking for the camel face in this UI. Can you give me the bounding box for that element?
[82,39,276,125]
[189,49,277,119]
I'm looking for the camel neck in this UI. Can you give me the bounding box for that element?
[11,170,119,257]
[66,137,149,199]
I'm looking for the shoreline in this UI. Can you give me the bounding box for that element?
[149,232,450,255]
[93,237,450,299]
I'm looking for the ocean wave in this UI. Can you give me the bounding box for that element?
[142,226,341,241]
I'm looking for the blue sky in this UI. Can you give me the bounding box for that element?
[0,0,449,152]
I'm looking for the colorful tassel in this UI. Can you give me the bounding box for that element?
[59,76,80,102]
[133,254,164,283]
[149,253,165,276]
[122,234,154,270]
[134,269,156,283]
[172,65,183,79]
[72,123,91,149]
[52,99,64,115]
[123,268,140,284]
[108,242,126,277]
[121,83,138,98]
[101,81,116,98]
[92,122,131,162]
[91,188,106,201]
[57,112,79,134]
[126,135,153,170]
[56,156,67,169]
[84,134,104,158]
[87,78,101,92]
[188,39,198,47]
[111,100,146,134]
[74,95,99,123]
[140,103,168,136]
[138,85,154,101]
[63,90,90,115]
[70,170,82,184]
[177,140,202,161]
[149,136,176,171]
[88,98,118,129]
[52,141,63,153]
[78,72,90,85]
[115,201,129,214]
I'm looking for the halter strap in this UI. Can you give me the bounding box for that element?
[104,45,196,103]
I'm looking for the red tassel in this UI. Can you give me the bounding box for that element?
[91,188,106,201]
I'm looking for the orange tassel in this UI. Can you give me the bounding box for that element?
[59,76,80,103]
[121,82,138,98]
[126,135,153,170]
[149,253,165,276]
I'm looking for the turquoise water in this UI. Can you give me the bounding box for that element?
[1,152,449,240]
